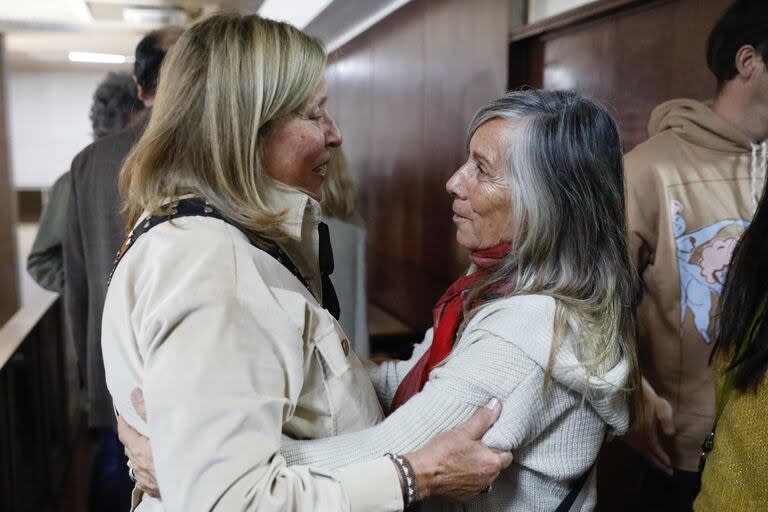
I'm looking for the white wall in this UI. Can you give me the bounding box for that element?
[7,68,113,189]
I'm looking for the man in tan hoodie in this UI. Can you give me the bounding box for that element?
[622,1,768,510]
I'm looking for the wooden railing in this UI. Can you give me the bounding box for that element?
[0,291,81,511]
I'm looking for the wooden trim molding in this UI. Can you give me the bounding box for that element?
[0,34,20,324]
[509,0,670,42]
[0,290,58,370]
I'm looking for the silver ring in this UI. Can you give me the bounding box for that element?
[129,466,136,482]
[481,485,492,494]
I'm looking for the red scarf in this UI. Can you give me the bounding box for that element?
[389,242,511,412]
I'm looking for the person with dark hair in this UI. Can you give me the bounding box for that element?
[706,0,768,90]
[693,181,768,509]
[133,28,180,102]
[621,0,768,510]
[63,25,183,512]
[27,72,143,292]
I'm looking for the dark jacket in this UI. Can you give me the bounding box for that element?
[64,121,145,427]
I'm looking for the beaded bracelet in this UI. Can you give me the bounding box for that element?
[384,453,418,508]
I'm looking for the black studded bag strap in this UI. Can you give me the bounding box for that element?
[107,197,313,296]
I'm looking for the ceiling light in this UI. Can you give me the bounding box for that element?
[123,6,188,26]
[68,52,131,64]
[258,0,334,29]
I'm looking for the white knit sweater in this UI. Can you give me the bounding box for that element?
[281,294,631,511]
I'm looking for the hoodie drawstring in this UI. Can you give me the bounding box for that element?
[750,141,768,213]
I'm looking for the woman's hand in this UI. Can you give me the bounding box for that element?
[117,388,161,498]
[405,399,513,502]
[623,377,675,475]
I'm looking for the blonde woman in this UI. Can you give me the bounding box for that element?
[121,89,639,510]
[103,13,511,512]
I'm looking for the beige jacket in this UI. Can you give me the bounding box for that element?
[625,99,767,471]
[101,189,402,511]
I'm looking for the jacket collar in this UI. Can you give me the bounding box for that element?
[264,182,321,242]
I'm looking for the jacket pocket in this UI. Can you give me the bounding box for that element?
[314,327,352,377]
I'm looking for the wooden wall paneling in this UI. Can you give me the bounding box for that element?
[541,20,619,113]
[324,56,340,126]
[666,0,733,100]
[528,39,545,89]
[0,34,20,325]
[373,2,427,267]
[611,0,681,147]
[329,41,374,204]
[527,0,733,150]
[611,0,731,149]
[424,0,508,280]
[364,2,428,328]
[422,0,463,283]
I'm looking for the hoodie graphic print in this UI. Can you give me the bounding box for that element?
[625,98,766,471]
[671,201,748,344]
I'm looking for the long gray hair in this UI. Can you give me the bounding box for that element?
[466,89,639,393]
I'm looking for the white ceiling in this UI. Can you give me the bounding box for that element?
[0,0,411,70]
[304,0,410,52]
[1,0,260,69]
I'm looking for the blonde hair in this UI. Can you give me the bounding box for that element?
[466,90,640,410]
[321,147,356,220]
[120,13,327,240]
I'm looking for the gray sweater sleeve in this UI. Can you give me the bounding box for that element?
[365,328,434,411]
[281,328,539,470]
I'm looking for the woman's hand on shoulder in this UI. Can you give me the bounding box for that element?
[404,399,513,502]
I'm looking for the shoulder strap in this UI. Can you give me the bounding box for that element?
[555,463,595,512]
[106,197,312,296]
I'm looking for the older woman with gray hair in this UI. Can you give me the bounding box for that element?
[121,88,639,511]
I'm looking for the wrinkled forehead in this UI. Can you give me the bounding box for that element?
[468,118,524,165]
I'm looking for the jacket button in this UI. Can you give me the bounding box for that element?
[341,338,350,356]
